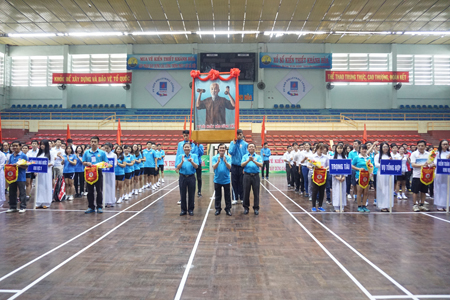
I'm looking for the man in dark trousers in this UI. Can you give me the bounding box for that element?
[260,142,271,179]
[241,143,263,215]
[196,83,235,126]
[229,129,248,205]
[212,143,232,216]
[176,143,199,216]
[176,130,197,205]
[283,145,292,187]
[5,141,28,213]
[82,136,108,214]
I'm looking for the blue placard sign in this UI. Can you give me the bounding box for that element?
[28,157,48,173]
[102,158,115,173]
[329,159,352,175]
[379,159,402,175]
[436,159,450,175]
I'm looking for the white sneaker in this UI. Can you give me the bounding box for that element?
[402,193,407,199]
[83,192,88,196]
[426,193,430,197]
[288,184,291,187]
[18,209,26,213]
[162,179,165,183]
[347,194,352,199]
[397,196,402,200]
[138,188,142,193]
[134,190,138,195]
[309,197,312,201]
[116,198,123,204]
[177,200,181,205]
[232,200,237,205]
[152,185,156,190]
[6,208,18,213]
[69,195,74,200]
[366,200,369,206]
[424,201,429,205]
[413,205,420,212]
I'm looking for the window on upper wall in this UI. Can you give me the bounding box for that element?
[0,52,4,88]
[414,55,433,86]
[11,55,64,87]
[331,53,389,85]
[397,55,413,85]
[397,54,450,85]
[70,54,127,86]
[434,55,450,85]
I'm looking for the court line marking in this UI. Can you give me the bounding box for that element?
[420,212,450,224]
[0,180,178,284]
[174,192,215,300]
[31,209,140,213]
[373,295,450,299]
[261,185,374,300]
[0,290,20,293]
[290,211,450,215]
[265,180,419,300]
[7,185,179,300]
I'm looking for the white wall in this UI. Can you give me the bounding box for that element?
[2,43,450,110]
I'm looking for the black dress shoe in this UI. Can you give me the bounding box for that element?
[243,209,249,215]
[215,209,221,215]
[254,209,259,215]
[198,193,202,197]
[180,211,187,216]
[225,210,232,216]
[188,211,194,216]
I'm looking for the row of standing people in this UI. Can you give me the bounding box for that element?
[282,139,449,212]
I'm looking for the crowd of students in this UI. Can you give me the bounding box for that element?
[0,138,167,213]
[283,139,450,212]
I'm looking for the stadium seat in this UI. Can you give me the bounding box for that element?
[71,104,76,108]
[88,104,92,108]
[399,105,404,109]
[104,104,108,108]
[427,105,432,109]
[82,104,87,108]
[116,104,120,108]
[49,104,53,108]
[99,104,104,108]
[405,105,410,109]
[38,104,42,108]
[11,105,16,108]
[433,105,438,109]
[291,104,295,108]
[27,105,32,108]
[77,104,82,108]
[59,105,62,108]
[280,104,284,108]
[274,104,278,108]
[422,105,427,109]
[121,104,126,108]
[411,105,416,109]
[93,104,98,108]
[445,105,449,109]
[43,105,48,108]
[296,104,301,108]
[32,104,37,108]
[439,105,444,109]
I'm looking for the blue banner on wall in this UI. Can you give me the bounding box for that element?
[127,54,197,70]
[329,159,352,175]
[379,159,402,176]
[28,157,48,173]
[436,159,450,175]
[260,53,332,69]
[239,84,254,101]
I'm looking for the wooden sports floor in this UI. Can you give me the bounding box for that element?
[1,174,449,300]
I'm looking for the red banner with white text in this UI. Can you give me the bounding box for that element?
[326,71,409,83]
[52,73,132,84]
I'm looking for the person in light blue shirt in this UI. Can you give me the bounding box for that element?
[143,141,158,189]
[176,143,199,216]
[241,143,263,215]
[81,136,108,214]
[229,129,248,204]
[62,146,77,200]
[194,143,204,196]
[212,143,232,216]
[260,142,271,179]
[351,144,371,213]
[348,140,361,200]
[157,143,165,183]
[176,130,197,156]
[5,141,28,213]
[74,145,85,198]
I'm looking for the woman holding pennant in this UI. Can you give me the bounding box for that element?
[434,140,450,211]
[352,144,373,213]
[35,140,55,209]
[332,143,348,212]
[375,142,395,212]
[309,143,329,212]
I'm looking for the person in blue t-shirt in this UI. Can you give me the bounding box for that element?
[74,146,85,198]
[82,136,108,214]
[157,143,165,183]
[5,141,28,213]
[194,142,204,197]
[241,143,263,215]
[212,143,232,216]
[123,145,135,200]
[176,143,199,216]
[132,144,142,195]
[260,142,271,179]
[114,146,126,203]
[62,146,77,201]
[143,142,159,190]
[229,129,248,204]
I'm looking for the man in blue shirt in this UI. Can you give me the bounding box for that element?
[176,130,197,205]
[260,142,271,180]
[241,143,263,215]
[6,141,28,213]
[143,142,158,190]
[82,136,108,214]
[176,143,199,216]
[156,143,165,183]
[194,143,204,197]
[229,129,248,205]
[348,140,361,200]
[212,143,232,216]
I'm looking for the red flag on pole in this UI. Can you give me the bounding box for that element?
[183,117,186,130]
[0,114,3,144]
[117,118,122,145]
[66,124,71,140]
[362,123,367,144]
[261,115,266,146]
